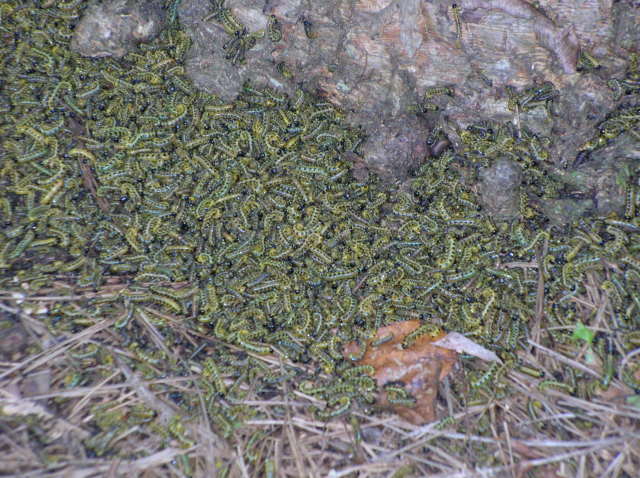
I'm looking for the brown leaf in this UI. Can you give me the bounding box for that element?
[343,320,457,424]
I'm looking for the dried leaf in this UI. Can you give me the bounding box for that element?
[432,332,501,363]
[343,320,457,424]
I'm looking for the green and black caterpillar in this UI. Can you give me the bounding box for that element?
[0,0,639,451]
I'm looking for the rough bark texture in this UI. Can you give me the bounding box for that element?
[71,0,166,58]
[478,157,523,221]
[72,0,639,219]
[176,0,635,183]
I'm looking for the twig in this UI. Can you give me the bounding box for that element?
[503,421,516,478]
[282,357,311,478]
[532,236,549,349]
[504,261,537,269]
[78,157,110,213]
[113,356,177,426]
[0,317,115,380]
[16,376,199,400]
[236,445,250,478]
[68,370,121,419]
[527,339,602,379]
[135,308,175,360]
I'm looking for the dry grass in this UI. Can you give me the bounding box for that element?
[1,272,639,478]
